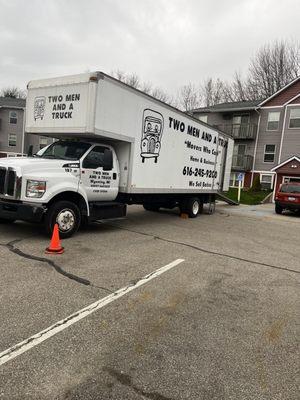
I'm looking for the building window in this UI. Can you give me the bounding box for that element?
[289,108,300,128]
[267,111,280,131]
[9,111,18,124]
[264,144,276,163]
[229,172,244,188]
[8,133,17,147]
[39,137,48,150]
[199,115,208,123]
[260,174,273,190]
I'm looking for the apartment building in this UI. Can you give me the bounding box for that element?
[191,77,300,198]
[0,97,52,157]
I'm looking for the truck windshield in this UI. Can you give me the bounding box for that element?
[280,184,300,193]
[39,141,91,160]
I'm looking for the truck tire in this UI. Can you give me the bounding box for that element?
[180,197,202,218]
[143,203,160,212]
[275,204,283,214]
[45,201,81,238]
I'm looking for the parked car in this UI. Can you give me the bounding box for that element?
[275,182,300,214]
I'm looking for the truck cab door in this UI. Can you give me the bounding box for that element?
[80,145,119,201]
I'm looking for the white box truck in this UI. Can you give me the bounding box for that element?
[0,72,233,237]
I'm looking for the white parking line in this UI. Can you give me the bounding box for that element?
[0,258,184,367]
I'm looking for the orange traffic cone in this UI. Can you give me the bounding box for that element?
[45,223,64,254]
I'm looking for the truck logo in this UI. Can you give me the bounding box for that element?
[141,109,164,163]
[34,96,46,121]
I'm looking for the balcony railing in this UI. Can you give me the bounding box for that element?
[231,155,253,171]
[218,123,257,139]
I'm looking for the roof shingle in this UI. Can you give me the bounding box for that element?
[192,99,261,113]
[0,97,26,108]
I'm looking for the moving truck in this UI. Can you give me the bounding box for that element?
[0,72,233,237]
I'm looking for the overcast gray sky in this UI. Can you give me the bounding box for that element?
[0,0,299,95]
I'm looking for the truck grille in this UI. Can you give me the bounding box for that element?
[0,167,17,198]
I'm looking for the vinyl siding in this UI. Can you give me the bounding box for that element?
[0,107,53,155]
[0,108,24,153]
[254,107,283,171]
[280,105,300,162]
[193,111,225,127]
[262,80,300,107]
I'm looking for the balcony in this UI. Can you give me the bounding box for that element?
[218,123,257,139]
[231,155,253,171]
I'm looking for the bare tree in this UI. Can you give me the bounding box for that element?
[107,40,300,110]
[111,70,141,89]
[230,71,251,101]
[220,80,235,103]
[111,69,127,83]
[140,81,152,94]
[197,40,300,105]
[201,78,230,106]
[125,73,140,89]
[247,40,300,98]
[1,87,26,99]
[177,83,202,112]
[151,87,169,103]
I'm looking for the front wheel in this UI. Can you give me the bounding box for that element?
[44,201,81,238]
[275,204,283,214]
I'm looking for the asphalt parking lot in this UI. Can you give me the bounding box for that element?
[0,204,299,400]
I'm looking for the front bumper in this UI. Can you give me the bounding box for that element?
[0,199,45,222]
[275,200,300,211]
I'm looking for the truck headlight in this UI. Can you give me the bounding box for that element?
[26,180,46,198]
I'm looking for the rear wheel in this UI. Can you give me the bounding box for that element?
[44,201,81,238]
[275,204,283,214]
[180,197,203,218]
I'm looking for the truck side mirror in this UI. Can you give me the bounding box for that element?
[103,149,113,171]
[27,145,33,157]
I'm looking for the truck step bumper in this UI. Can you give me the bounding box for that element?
[88,202,127,221]
[0,199,45,223]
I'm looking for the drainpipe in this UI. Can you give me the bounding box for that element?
[250,108,261,187]
[272,173,278,203]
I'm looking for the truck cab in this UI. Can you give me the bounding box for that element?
[0,140,124,237]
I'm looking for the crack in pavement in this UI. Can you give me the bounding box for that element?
[103,367,176,400]
[0,239,112,292]
[99,222,300,277]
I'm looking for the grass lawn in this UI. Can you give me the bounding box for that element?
[225,188,271,205]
